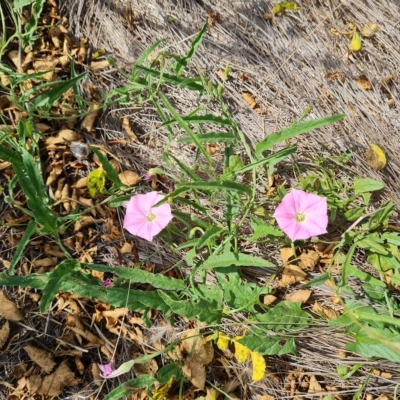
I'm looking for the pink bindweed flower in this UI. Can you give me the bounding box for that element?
[101,278,113,287]
[273,189,328,241]
[98,360,135,379]
[123,191,173,242]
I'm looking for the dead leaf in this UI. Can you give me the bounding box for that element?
[263,294,277,305]
[356,75,372,90]
[180,330,214,365]
[298,251,320,270]
[181,356,206,390]
[132,356,158,376]
[285,289,311,303]
[37,360,79,396]
[324,71,346,83]
[308,375,323,393]
[118,170,141,186]
[0,291,24,321]
[242,92,257,109]
[0,320,10,349]
[120,242,132,254]
[205,143,220,155]
[23,345,56,374]
[122,117,137,142]
[280,247,295,265]
[279,265,307,286]
[80,103,100,132]
[313,302,340,320]
[66,315,104,347]
[45,129,83,148]
[362,22,378,37]
[90,59,111,72]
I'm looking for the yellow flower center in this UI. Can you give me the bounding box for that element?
[295,212,306,223]
[146,212,157,222]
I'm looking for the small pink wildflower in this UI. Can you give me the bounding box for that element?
[273,189,328,241]
[98,360,135,379]
[101,278,113,287]
[123,191,173,242]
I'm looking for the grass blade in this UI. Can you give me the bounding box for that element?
[176,181,252,196]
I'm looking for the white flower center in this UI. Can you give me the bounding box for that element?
[295,212,306,223]
[146,212,157,222]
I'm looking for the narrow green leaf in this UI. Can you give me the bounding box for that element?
[235,146,297,175]
[340,243,356,287]
[202,252,275,270]
[82,263,186,291]
[249,216,284,241]
[178,132,236,144]
[40,259,77,312]
[31,72,88,111]
[159,92,213,166]
[9,221,37,275]
[90,146,124,187]
[357,238,388,255]
[135,66,205,91]
[162,114,231,128]
[104,375,156,400]
[347,265,386,287]
[353,178,385,194]
[170,155,201,182]
[256,114,345,154]
[175,19,208,75]
[0,273,48,289]
[176,181,252,196]
[196,225,226,250]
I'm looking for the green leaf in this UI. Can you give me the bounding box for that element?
[238,335,296,356]
[158,291,223,324]
[235,146,297,175]
[9,221,37,275]
[196,225,226,250]
[356,237,388,255]
[353,178,385,194]
[346,326,400,362]
[249,216,284,241]
[336,364,363,380]
[159,92,213,166]
[175,19,208,75]
[170,155,201,182]
[202,252,275,270]
[157,363,184,385]
[162,114,231,128]
[0,273,48,289]
[103,375,156,400]
[40,259,77,312]
[31,72,88,112]
[87,169,106,198]
[178,132,236,143]
[344,207,364,221]
[176,181,252,196]
[90,146,124,188]
[134,66,205,92]
[340,243,356,287]
[82,263,186,291]
[254,301,311,332]
[256,114,345,154]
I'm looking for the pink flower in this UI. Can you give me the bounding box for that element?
[273,189,328,241]
[123,192,173,242]
[101,278,113,287]
[98,360,135,379]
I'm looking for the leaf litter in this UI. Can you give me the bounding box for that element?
[0,0,400,399]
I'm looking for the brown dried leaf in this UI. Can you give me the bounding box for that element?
[0,291,24,321]
[132,356,158,376]
[90,60,111,72]
[285,289,311,303]
[298,251,320,270]
[263,294,277,305]
[91,362,102,386]
[324,71,346,83]
[23,345,56,374]
[122,117,137,142]
[361,22,378,37]
[356,75,372,90]
[313,302,340,320]
[37,360,79,396]
[180,330,214,366]
[66,315,104,347]
[0,320,10,349]
[45,129,83,147]
[118,170,141,186]
[242,92,257,109]
[280,247,295,265]
[279,265,307,287]
[308,375,323,393]
[80,103,100,132]
[181,356,206,390]
[120,242,132,254]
